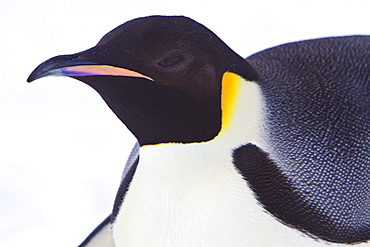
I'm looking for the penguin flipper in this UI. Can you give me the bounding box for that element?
[112,142,139,221]
[79,215,115,247]
[79,143,140,247]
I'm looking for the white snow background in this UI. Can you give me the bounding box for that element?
[1,0,369,246]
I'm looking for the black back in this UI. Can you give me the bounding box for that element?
[236,36,370,243]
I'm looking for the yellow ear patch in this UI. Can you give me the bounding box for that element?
[220,72,241,131]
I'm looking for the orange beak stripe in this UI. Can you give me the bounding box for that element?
[62,65,153,81]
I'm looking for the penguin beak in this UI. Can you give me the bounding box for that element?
[27,54,152,82]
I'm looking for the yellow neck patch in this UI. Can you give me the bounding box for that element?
[219,71,241,134]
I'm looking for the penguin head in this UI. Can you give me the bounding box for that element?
[28,16,259,146]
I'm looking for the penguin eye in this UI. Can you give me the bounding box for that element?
[158,56,184,68]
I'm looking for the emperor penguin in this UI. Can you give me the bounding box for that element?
[27,16,370,246]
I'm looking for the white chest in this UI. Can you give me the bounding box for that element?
[113,143,253,246]
[112,144,337,247]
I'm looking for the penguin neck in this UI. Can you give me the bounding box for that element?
[142,71,267,148]
[81,76,222,146]
[112,73,272,246]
